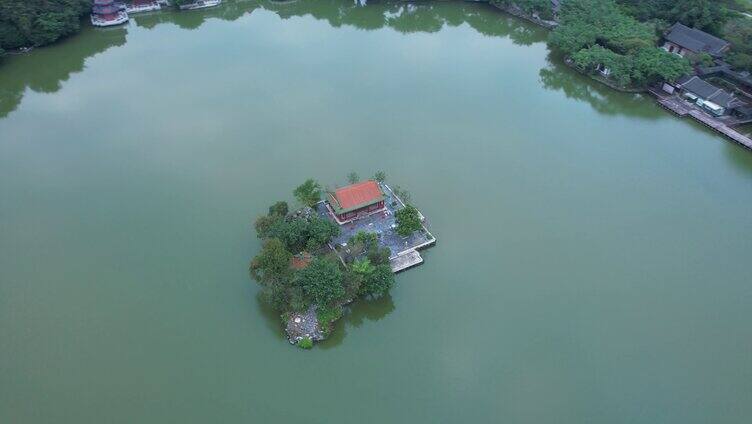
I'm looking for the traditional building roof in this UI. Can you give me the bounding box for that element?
[290,252,312,270]
[92,0,122,15]
[665,23,730,57]
[328,180,385,214]
[677,76,741,108]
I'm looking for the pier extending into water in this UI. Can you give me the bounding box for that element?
[390,250,423,273]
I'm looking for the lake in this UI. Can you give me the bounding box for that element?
[1,1,751,423]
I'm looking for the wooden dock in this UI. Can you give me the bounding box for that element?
[390,250,423,273]
[686,110,752,150]
[649,88,752,151]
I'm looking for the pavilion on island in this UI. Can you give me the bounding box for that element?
[327,180,386,223]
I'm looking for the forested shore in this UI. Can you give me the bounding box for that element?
[0,0,91,56]
[495,0,752,87]
[2,0,751,77]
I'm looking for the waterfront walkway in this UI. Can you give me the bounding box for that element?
[649,88,752,151]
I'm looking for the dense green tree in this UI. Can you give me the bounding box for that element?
[266,216,339,252]
[348,257,394,298]
[343,269,364,298]
[665,0,727,33]
[344,231,391,266]
[268,218,310,251]
[632,47,691,84]
[617,0,728,32]
[254,214,281,239]
[350,231,378,250]
[0,0,91,50]
[297,258,345,307]
[304,217,340,251]
[552,0,691,87]
[293,179,322,207]
[551,0,655,56]
[373,171,387,183]
[268,201,289,217]
[367,246,392,267]
[719,0,752,14]
[571,43,690,87]
[250,238,292,285]
[724,18,752,71]
[347,172,359,184]
[351,258,376,276]
[571,45,632,85]
[360,264,394,298]
[395,205,422,237]
[687,52,715,68]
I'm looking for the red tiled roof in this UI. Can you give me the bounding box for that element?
[290,252,312,270]
[332,180,383,211]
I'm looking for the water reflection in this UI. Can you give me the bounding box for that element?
[0,0,546,119]
[0,27,126,118]
[318,294,396,349]
[724,141,752,178]
[261,0,546,43]
[252,289,396,348]
[539,52,662,119]
[255,293,289,342]
[132,0,258,30]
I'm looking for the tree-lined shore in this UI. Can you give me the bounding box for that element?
[0,0,91,55]
[2,0,750,79]
[496,0,752,82]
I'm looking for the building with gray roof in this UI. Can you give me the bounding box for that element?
[663,23,730,58]
[676,75,746,116]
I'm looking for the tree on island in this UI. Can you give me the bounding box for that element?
[360,264,394,298]
[265,215,339,253]
[351,257,375,275]
[304,217,340,251]
[344,232,395,298]
[293,179,322,207]
[374,171,387,183]
[268,201,288,217]
[250,238,301,311]
[297,257,345,307]
[350,258,394,298]
[250,238,292,285]
[347,172,360,184]
[395,205,422,237]
[345,232,389,264]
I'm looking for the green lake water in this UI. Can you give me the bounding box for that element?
[2,1,752,422]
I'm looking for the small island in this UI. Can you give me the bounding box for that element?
[249,172,436,348]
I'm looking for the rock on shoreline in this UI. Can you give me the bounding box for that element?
[285,306,324,344]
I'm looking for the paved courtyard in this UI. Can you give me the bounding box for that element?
[315,184,434,258]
